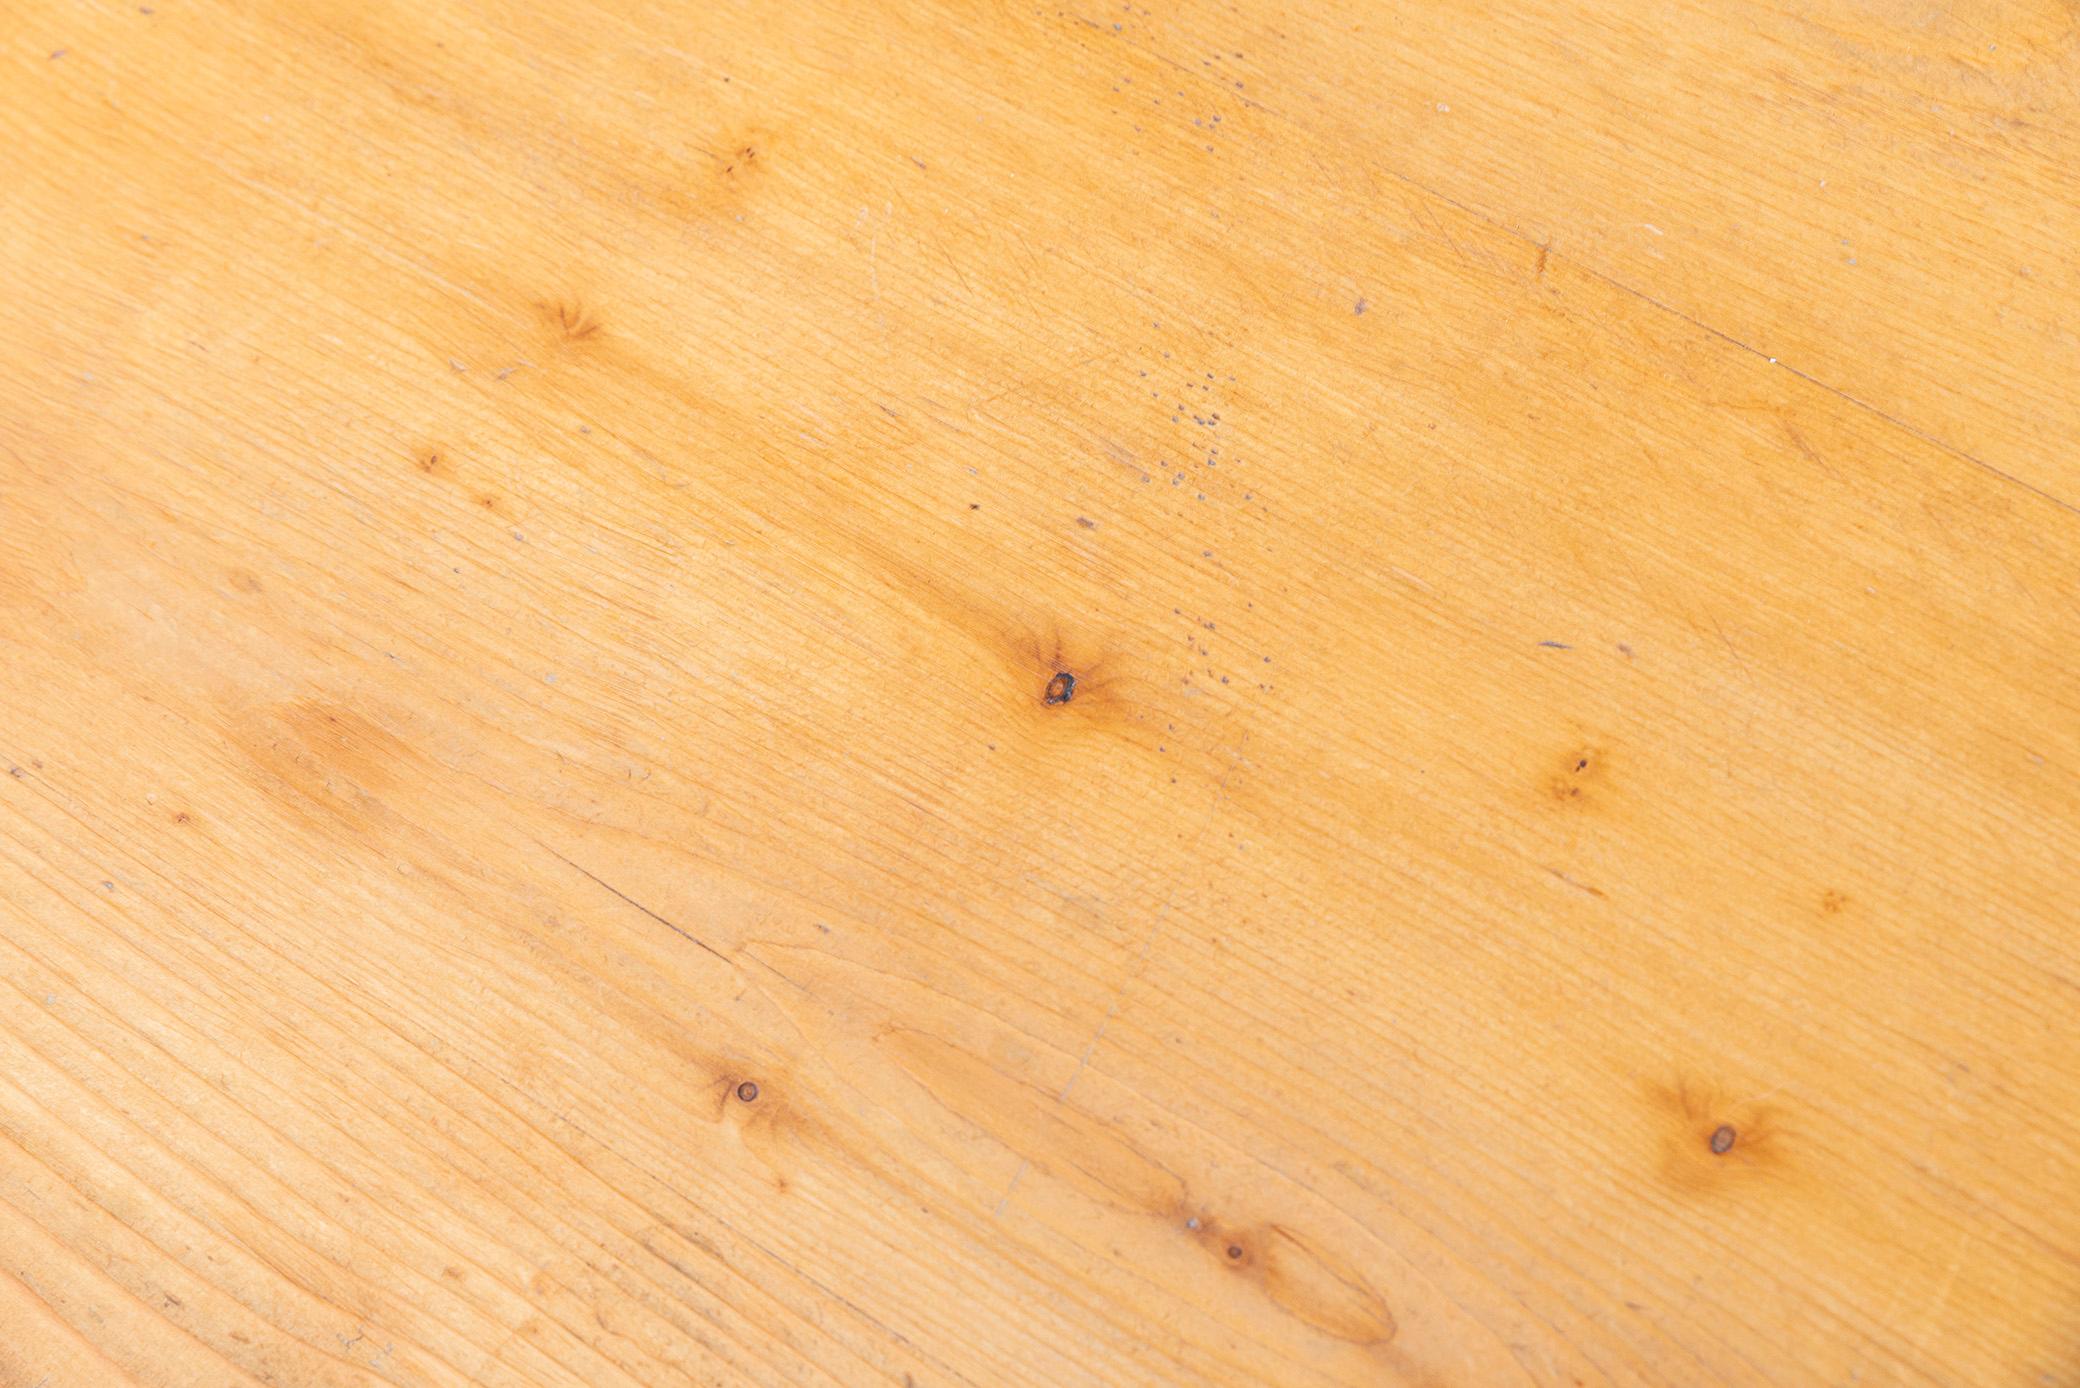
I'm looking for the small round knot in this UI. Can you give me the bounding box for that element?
[736,1081,760,1103]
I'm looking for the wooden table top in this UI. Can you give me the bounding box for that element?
[3,2,2076,1384]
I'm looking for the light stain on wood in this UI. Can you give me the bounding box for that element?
[1,0,2077,1384]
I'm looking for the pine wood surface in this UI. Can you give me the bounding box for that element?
[2,1,2078,1384]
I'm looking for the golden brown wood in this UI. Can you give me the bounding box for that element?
[2,2,2077,1384]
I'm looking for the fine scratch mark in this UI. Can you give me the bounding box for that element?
[995,741,1247,1219]
[543,845,731,965]
[994,1159,1030,1216]
[970,347,1121,412]
[1782,420,1844,486]
[1354,165,2080,519]
[1911,1227,1973,1365]
[730,1226,985,1388]
[937,242,973,298]
[1538,640,1572,649]
[1710,616,1755,688]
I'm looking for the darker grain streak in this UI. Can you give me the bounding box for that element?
[541,300,603,343]
[1545,867,1606,899]
[546,848,730,965]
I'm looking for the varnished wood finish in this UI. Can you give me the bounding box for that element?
[3,2,2077,1383]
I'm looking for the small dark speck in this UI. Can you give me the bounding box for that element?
[736,1081,760,1103]
[1225,1244,1244,1260]
[1709,1124,1736,1155]
[101,881,114,891]
[1539,640,1572,650]
[1075,516,1095,528]
[1618,642,1634,658]
[49,48,68,59]
[969,502,981,510]
[1044,671,1077,705]
[1353,297,1367,315]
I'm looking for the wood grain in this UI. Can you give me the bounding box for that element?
[2,1,2077,1383]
